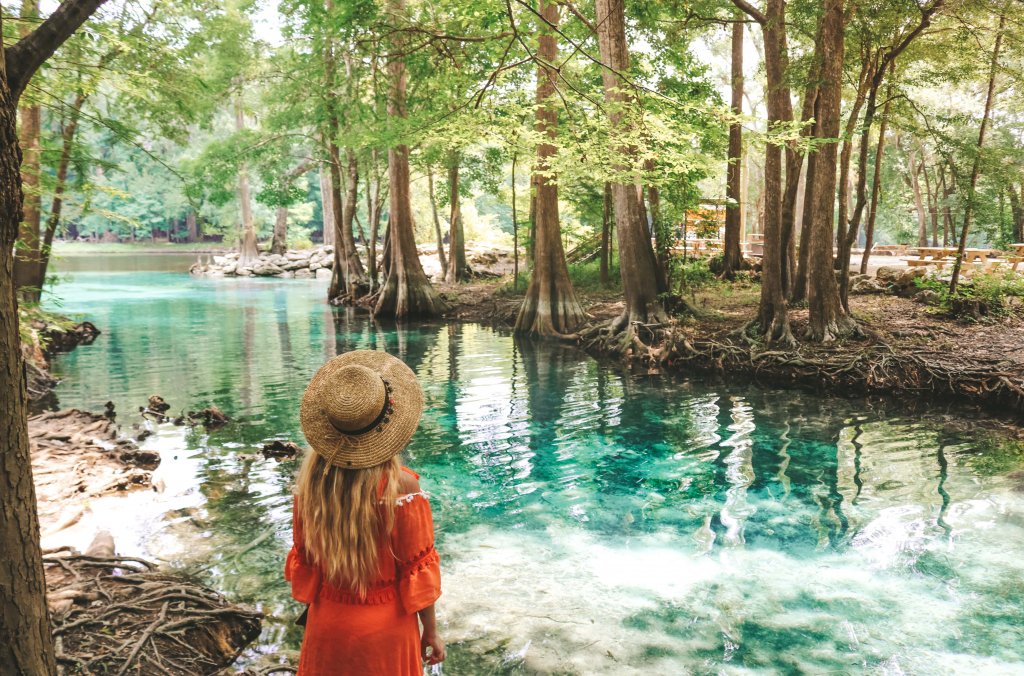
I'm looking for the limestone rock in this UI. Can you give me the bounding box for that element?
[315,268,332,281]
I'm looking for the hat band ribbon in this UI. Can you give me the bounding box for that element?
[340,393,391,436]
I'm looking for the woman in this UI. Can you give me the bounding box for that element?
[286,350,446,674]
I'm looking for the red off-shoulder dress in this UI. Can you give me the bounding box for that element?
[285,467,442,675]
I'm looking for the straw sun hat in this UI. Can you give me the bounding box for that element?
[300,350,424,469]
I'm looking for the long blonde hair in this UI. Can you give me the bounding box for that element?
[296,452,400,596]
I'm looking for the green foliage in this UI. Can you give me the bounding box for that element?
[568,259,622,294]
[915,271,1024,320]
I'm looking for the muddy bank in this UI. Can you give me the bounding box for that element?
[21,308,100,409]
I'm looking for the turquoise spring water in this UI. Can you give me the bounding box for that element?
[45,268,1024,674]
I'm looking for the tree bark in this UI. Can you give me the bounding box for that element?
[2,1,108,671]
[833,51,874,296]
[600,182,611,285]
[734,0,793,343]
[12,0,41,303]
[367,148,383,291]
[907,144,928,247]
[722,16,744,279]
[427,166,448,273]
[1009,183,1024,244]
[791,89,817,304]
[512,152,520,290]
[859,99,891,274]
[805,0,855,342]
[271,206,288,255]
[320,166,335,246]
[445,153,470,282]
[515,0,584,336]
[234,94,258,267]
[340,147,366,293]
[949,13,1003,296]
[375,0,446,318]
[922,162,939,247]
[35,89,86,290]
[594,0,668,345]
[186,210,198,242]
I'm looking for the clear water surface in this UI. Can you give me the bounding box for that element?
[45,265,1024,675]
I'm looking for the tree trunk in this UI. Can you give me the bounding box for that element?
[600,181,611,285]
[950,14,1003,295]
[12,0,41,303]
[922,160,939,246]
[859,100,890,274]
[791,93,817,304]
[907,144,928,247]
[367,148,383,290]
[722,16,744,279]
[514,0,584,336]
[781,73,818,297]
[341,147,366,293]
[186,210,198,243]
[1010,183,1024,243]
[512,152,520,290]
[36,90,86,287]
[427,166,448,274]
[805,0,855,342]
[235,95,258,267]
[1,0,110,668]
[327,140,347,300]
[594,0,667,345]
[940,165,953,246]
[271,206,288,255]
[320,166,335,246]
[834,53,873,291]
[445,154,470,282]
[375,0,446,318]
[734,0,793,343]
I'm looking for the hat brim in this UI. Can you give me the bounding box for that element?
[300,350,423,469]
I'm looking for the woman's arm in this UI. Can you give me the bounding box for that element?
[418,604,446,665]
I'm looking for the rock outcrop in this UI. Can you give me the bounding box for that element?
[190,246,335,278]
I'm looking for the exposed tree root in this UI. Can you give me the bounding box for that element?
[582,316,1024,417]
[45,541,261,675]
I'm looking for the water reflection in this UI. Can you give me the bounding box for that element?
[46,272,1024,673]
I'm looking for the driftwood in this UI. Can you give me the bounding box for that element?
[46,534,261,675]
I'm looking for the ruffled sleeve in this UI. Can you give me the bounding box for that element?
[394,492,442,615]
[285,496,321,604]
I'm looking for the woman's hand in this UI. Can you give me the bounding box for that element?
[421,630,446,665]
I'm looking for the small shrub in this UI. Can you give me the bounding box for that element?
[914,271,1024,321]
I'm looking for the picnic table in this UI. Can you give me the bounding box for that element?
[909,247,1001,271]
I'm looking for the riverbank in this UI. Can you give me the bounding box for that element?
[30,407,262,674]
[437,269,1024,423]
[19,306,100,410]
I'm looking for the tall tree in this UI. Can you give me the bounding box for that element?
[445,152,470,282]
[805,0,855,342]
[733,0,793,343]
[721,15,744,279]
[594,0,668,347]
[374,0,446,318]
[12,0,42,303]
[515,0,584,336]
[234,91,259,266]
[949,13,1004,295]
[1,4,110,671]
